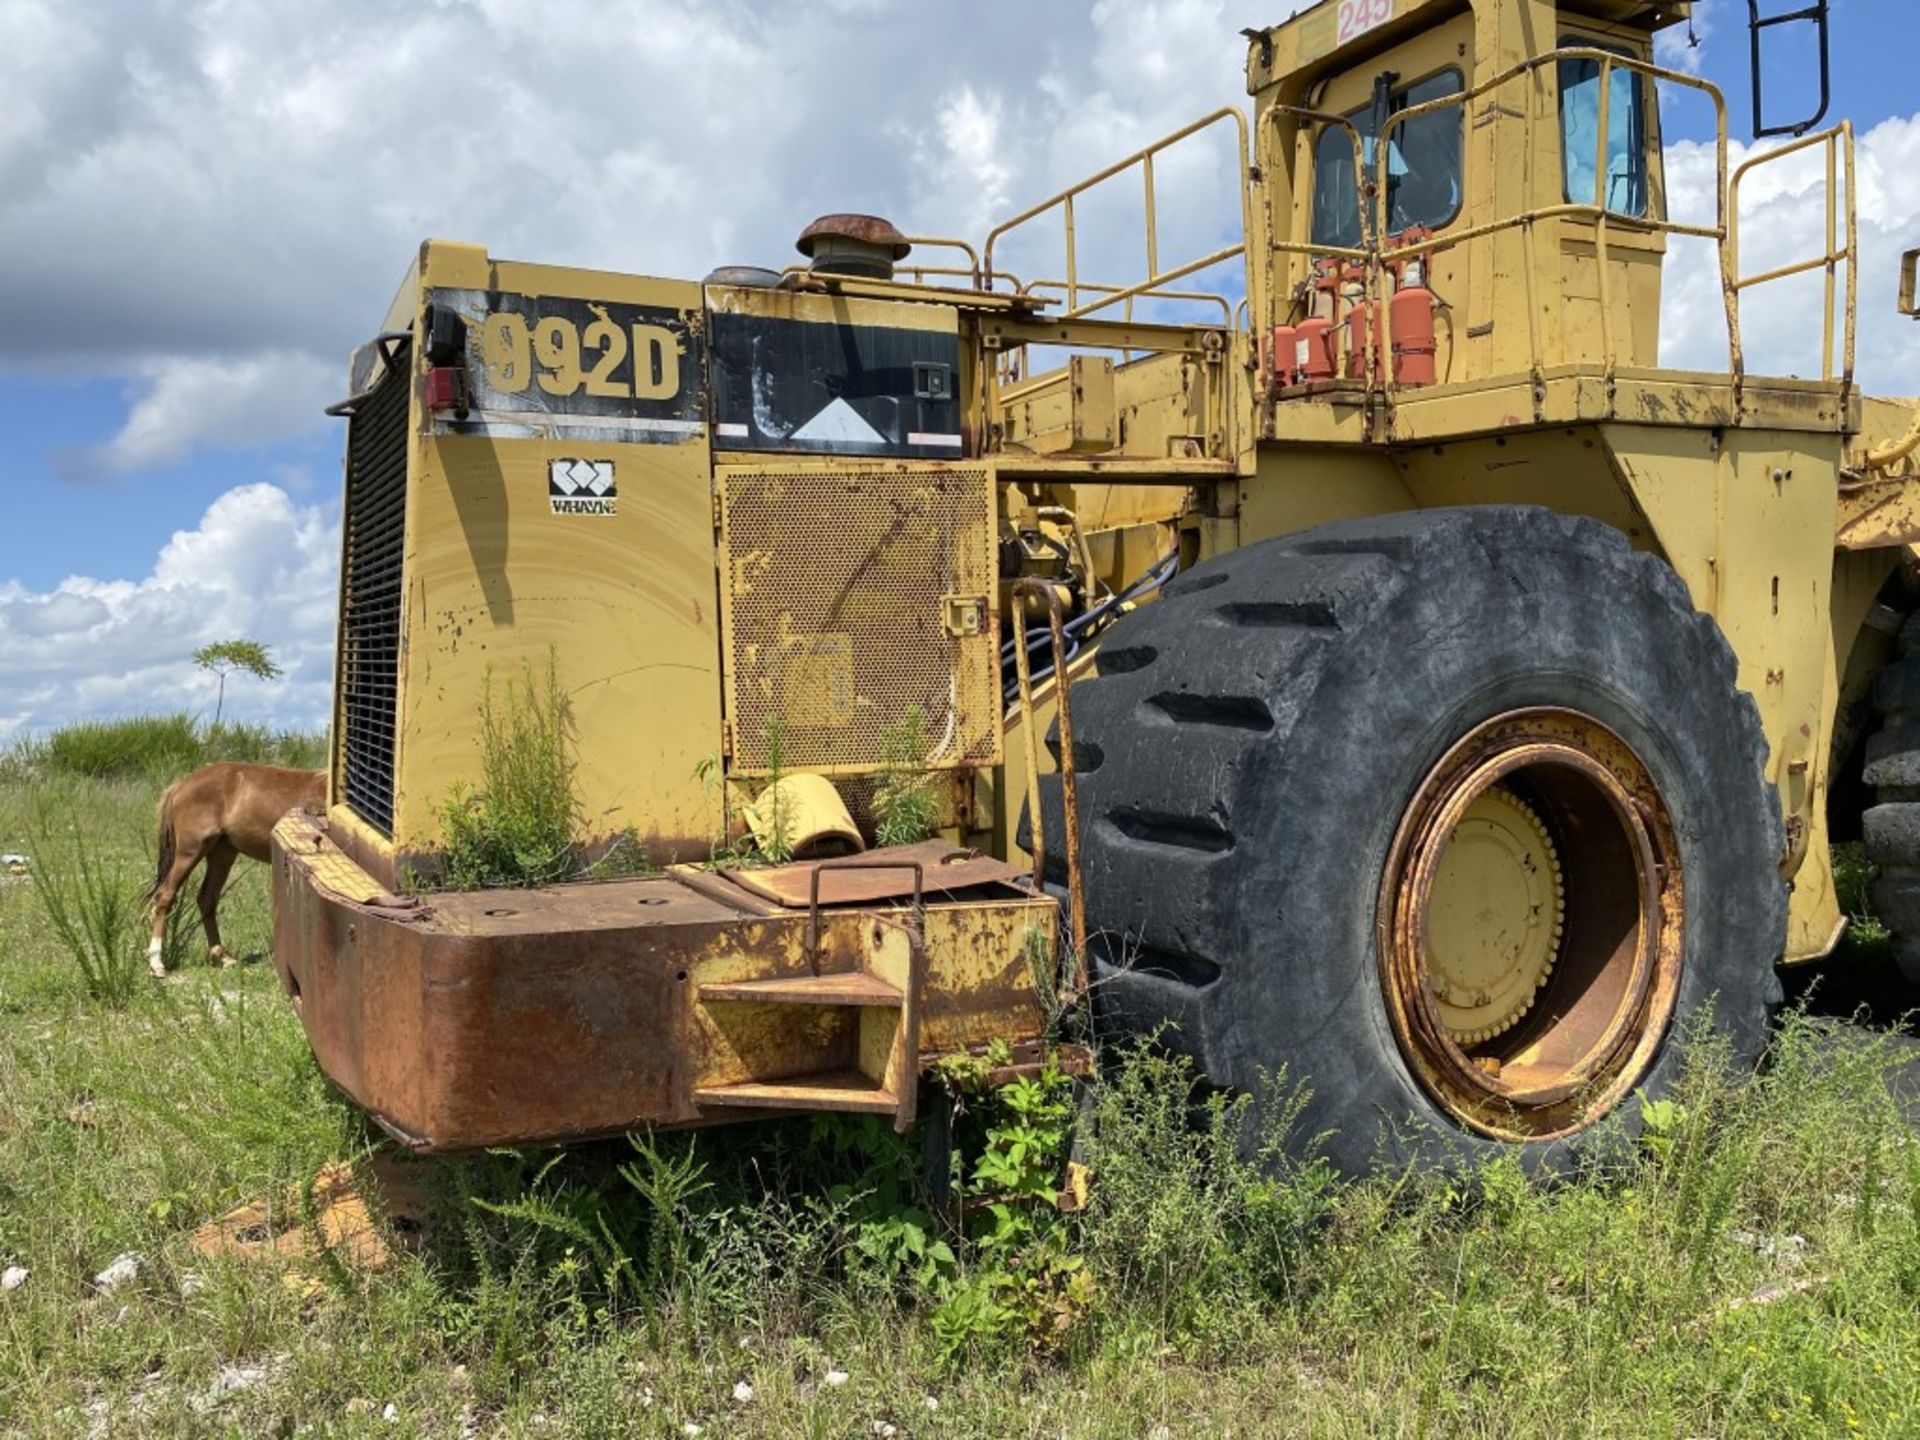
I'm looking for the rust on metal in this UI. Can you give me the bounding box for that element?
[804,855,925,963]
[692,1071,902,1114]
[1010,578,1089,989]
[1836,471,1920,549]
[727,839,1023,908]
[272,813,1051,1151]
[795,213,913,260]
[697,972,903,1007]
[1375,708,1685,1142]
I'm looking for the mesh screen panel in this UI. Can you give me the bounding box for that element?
[337,356,410,835]
[720,467,1000,776]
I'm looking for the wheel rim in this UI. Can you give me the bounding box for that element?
[1377,708,1685,1141]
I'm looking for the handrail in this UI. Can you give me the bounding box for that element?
[982,106,1253,323]
[899,235,986,289]
[1369,46,1735,397]
[1020,278,1237,331]
[1728,121,1856,386]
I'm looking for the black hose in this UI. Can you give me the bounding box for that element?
[1002,550,1179,701]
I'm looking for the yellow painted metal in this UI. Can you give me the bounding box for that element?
[320,0,1920,1143]
[680,894,1051,1093]
[741,774,864,859]
[1425,787,1565,1045]
[713,462,1000,778]
[370,242,725,877]
[1728,123,1858,385]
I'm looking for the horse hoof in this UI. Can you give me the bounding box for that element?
[148,959,169,980]
[212,948,236,968]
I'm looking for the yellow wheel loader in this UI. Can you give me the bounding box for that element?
[275,0,1920,1174]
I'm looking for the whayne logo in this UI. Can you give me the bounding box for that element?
[549,458,617,516]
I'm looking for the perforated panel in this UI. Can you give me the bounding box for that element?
[337,352,409,836]
[719,466,1000,776]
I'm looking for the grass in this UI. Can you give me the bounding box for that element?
[3,766,1920,1436]
[0,714,325,786]
[873,706,939,849]
[436,657,581,890]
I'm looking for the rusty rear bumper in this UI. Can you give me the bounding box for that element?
[270,815,1056,1152]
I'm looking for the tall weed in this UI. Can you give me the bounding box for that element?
[873,706,938,848]
[438,655,580,889]
[23,792,147,1007]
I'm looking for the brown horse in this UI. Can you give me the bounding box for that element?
[145,762,325,977]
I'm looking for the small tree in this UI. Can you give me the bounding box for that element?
[193,639,283,726]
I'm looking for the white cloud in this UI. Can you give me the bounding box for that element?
[1653,0,1716,75]
[0,0,1915,491]
[59,352,335,480]
[1660,113,1920,386]
[0,0,1281,457]
[0,484,338,736]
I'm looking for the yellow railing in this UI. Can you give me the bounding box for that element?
[1371,47,1732,391]
[1266,45,1857,401]
[982,107,1253,324]
[1728,121,1857,384]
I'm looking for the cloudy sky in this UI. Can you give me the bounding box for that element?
[2,0,1917,739]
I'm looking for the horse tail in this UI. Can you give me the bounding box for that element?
[145,782,179,906]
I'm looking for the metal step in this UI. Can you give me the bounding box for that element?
[697,972,902,1007]
[692,1070,900,1115]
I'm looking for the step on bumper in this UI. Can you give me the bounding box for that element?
[270,814,1057,1151]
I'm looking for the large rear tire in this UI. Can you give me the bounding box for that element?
[1037,506,1785,1175]
[1862,617,1920,984]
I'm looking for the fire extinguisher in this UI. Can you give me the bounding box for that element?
[1343,263,1378,382]
[1293,260,1340,384]
[1269,320,1298,393]
[1391,254,1438,388]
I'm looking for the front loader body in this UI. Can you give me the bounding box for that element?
[278,0,1920,1151]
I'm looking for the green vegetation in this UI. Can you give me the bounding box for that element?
[1835,839,1896,962]
[1,714,323,786]
[700,718,798,867]
[437,656,581,890]
[3,766,1920,1437]
[20,788,151,1009]
[191,639,284,727]
[874,705,939,848]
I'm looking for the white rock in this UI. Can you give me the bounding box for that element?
[178,1271,206,1298]
[870,1423,898,1438]
[211,1365,271,1396]
[383,1402,400,1423]
[1,1266,27,1291]
[732,1380,755,1403]
[93,1253,142,1292]
[823,1369,850,1388]
[925,1394,940,1411]
[682,1425,704,1438]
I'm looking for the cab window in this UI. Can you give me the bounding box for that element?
[1311,69,1465,251]
[1559,42,1649,216]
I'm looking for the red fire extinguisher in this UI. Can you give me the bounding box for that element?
[1295,260,1339,384]
[1269,321,1298,393]
[1343,263,1378,382]
[1391,254,1438,388]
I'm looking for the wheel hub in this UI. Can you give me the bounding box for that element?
[1426,788,1564,1045]
[1377,708,1686,1142]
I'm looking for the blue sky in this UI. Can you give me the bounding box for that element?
[1,0,1916,738]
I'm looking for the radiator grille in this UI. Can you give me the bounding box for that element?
[337,351,410,836]
[719,467,1000,776]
